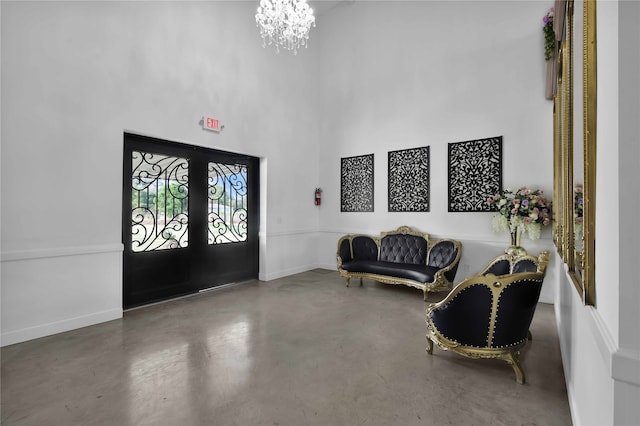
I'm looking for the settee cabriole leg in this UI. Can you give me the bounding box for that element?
[423,290,428,301]
[426,337,434,354]
[345,278,350,288]
[359,278,363,286]
[527,330,533,341]
[506,351,525,384]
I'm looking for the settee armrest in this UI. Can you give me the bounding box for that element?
[336,234,380,269]
[426,239,462,290]
[336,236,353,268]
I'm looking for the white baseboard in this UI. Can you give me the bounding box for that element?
[1,308,122,347]
[259,263,323,281]
[317,262,338,271]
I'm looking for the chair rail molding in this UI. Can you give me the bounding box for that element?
[1,243,124,262]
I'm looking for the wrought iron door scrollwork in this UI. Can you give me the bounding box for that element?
[208,162,248,244]
[131,151,189,252]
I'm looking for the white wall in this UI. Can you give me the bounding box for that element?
[553,1,640,425]
[315,1,556,297]
[1,0,322,345]
[1,1,558,343]
[5,0,638,423]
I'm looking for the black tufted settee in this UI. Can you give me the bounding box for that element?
[336,226,462,300]
[425,250,550,384]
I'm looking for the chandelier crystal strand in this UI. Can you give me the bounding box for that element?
[256,0,316,55]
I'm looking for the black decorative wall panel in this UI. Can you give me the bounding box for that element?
[448,136,502,212]
[341,154,374,212]
[388,146,430,212]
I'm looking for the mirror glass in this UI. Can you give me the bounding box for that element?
[553,47,566,257]
[553,0,596,305]
[572,0,585,282]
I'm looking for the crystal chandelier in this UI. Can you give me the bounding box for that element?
[255,0,316,55]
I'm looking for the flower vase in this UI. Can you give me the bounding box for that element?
[506,227,528,257]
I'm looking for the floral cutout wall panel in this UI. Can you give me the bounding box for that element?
[341,154,374,212]
[448,136,502,212]
[388,146,430,212]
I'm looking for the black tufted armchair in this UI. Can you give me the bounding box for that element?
[425,251,549,384]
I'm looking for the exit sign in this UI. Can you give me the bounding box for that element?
[203,116,221,132]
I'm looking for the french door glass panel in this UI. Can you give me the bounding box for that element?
[131,151,189,252]
[208,162,248,244]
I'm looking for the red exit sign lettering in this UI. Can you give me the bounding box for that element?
[203,116,220,132]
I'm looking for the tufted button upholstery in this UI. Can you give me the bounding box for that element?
[379,234,427,265]
[338,238,352,262]
[352,236,378,261]
[427,241,457,268]
[336,226,462,299]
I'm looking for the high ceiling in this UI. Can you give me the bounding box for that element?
[307,0,353,16]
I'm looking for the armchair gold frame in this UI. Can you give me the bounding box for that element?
[426,252,549,384]
[478,251,550,276]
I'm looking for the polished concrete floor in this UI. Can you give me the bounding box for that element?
[1,269,572,425]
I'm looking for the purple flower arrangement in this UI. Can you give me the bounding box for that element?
[487,187,552,240]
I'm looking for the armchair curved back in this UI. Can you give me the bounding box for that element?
[492,274,545,347]
[426,252,549,384]
[479,251,549,276]
[512,258,539,273]
[482,259,510,276]
[428,283,493,347]
[426,272,545,349]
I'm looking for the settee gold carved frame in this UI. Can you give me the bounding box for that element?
[336,226,462,300]
[553,0,596,305]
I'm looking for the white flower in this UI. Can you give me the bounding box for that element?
[492,214,509,233]
[524,222,542,240]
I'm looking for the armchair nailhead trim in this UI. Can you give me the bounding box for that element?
[433,277,543,348]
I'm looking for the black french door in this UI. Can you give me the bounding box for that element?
[122,133,259,309]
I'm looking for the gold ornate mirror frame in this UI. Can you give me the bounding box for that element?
[553,0,596,305]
